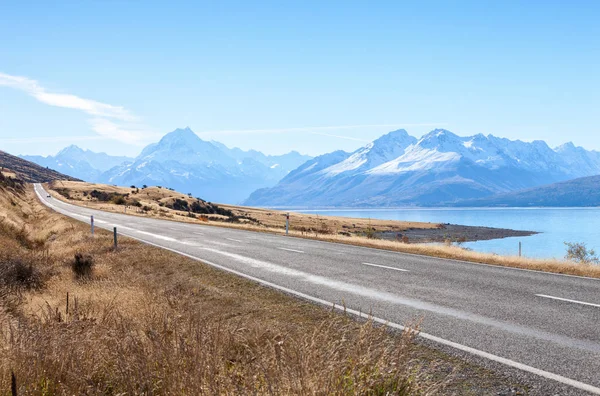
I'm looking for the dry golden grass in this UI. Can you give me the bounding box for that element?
[0,170,17,179]
[49,181,600,280]
[0,184,523,394]
[47,180,440,232]
[300,234,600,278]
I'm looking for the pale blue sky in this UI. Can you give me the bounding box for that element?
[0,1,598,157]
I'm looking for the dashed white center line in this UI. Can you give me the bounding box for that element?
[226,238,243,243]
[193,232,204,236]
[536,294,600,308]
[277,247,304,253]
[362,263,409,272]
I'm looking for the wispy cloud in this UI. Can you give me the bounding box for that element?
[88,118,162,145]
[0,72,153,144]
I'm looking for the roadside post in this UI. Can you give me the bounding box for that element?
[519,241,522,257]
[113,227,118,250]
[286,212,289,236]
[91,215,94,236]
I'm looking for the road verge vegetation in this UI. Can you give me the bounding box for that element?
[0,182,525,394]
[48,181,600,279]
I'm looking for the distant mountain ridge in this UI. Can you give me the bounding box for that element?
[21,146,133,182]
[244,129,600,207]
[98,128,312,203]
[451,175,600,207]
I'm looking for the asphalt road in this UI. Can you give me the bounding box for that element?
[35,184,600,394]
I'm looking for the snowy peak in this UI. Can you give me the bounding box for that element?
[418,129,463,150]
[57,144,86,157]
[154,127,213,152]
[372,129,414,146]
[97,127,313,204]
[141,127,226,165]
[555,141,579,153]
[322,129,416,176]
[158,127,198,146]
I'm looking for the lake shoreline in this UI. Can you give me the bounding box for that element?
[377,224,539,244]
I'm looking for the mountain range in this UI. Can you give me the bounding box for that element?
[21,128,312,204]
[21,146,134,182]
[18,127,600,207]
[452,175,600,207]
[244,129,600,207]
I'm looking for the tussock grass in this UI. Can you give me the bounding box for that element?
[305,234,600,279]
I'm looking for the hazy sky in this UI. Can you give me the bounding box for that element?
[1,1,598,157]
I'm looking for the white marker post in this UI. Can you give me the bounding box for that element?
[91,215,94,236]
[286,212,290,236]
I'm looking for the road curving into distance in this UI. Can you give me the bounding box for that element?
[35,184,600,395]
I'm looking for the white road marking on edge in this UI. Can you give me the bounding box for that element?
[363,262,409,272]
[226,238,243,243]
[536,294,600,308]
[277,247,304,253]
[32,184,600,394]
[135,230,177,242]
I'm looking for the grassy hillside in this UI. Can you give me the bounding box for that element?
[0,150,80,182]
[454,175,600,207]
[47,180,440,236]
[47,181,600,279]
[0,179,524,393]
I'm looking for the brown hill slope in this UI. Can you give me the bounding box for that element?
[0,150,80,183]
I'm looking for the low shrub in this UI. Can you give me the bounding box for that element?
[564,242,600,264]
[111,195,126,205]
[0,256,44,290]
[54,188,71,199]
[364,227,377,239]
[170,198,189,211]
[71,253,94,278]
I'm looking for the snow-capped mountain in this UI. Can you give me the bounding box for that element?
[244,129,600,207]
[99,128,312,203]
[21,146,133,182]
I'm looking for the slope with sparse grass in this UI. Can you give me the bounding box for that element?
[0,151,80,183]
[0,181,527,394]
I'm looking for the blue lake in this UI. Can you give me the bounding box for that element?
[296,207,600,259]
